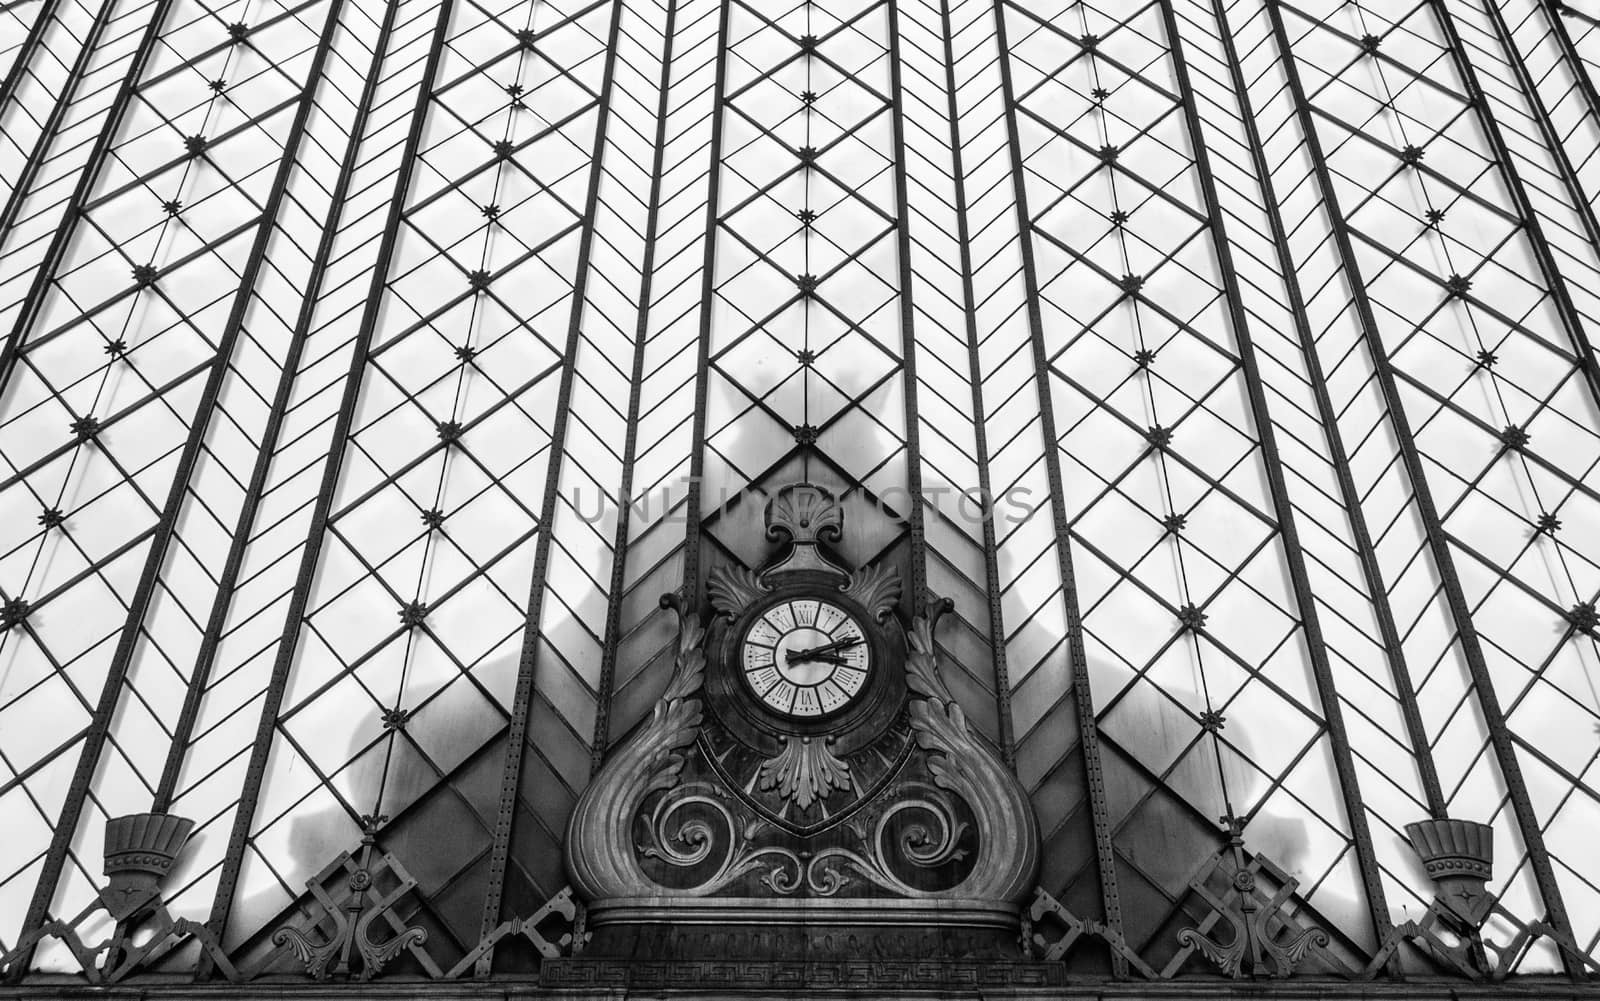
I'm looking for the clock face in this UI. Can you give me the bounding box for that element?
[740,598,871,719]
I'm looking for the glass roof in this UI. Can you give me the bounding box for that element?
[0,0,1597,984]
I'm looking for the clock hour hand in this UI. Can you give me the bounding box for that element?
[799,652,851,667]
[784,636,861,664]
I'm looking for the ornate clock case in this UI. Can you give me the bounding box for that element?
[563,484,1041,967]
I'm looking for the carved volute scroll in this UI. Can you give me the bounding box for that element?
[564,592,707,901]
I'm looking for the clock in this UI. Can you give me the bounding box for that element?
[739,598,872,718]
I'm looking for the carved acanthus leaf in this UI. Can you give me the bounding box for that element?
[904,615,952,704]
[758,736,850,811]
[841,563,900,621]
[706,565,768,619]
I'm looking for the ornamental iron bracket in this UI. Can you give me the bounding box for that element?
[1025,887,1156,976]
[1166,816,1344,979]
[1361,818,1600,980]
[448,887,586,977]
[0,813,240,983]
[268,824,438,981]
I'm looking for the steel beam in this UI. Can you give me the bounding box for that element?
[589,0,681,768]
[1545,2,1600,147]
[1263,0,1579,976]
[935,0,1015,766]
[883,0,926,609]
[17,0,354,945]
[0,0,133,251]
[988,0,1125,969]
[0,0,62,122]
[678,0,731,599]
[0,0,175,394]
[197,0,458,965]
[1198,0,1446,818]
[1472,0,1600,388]
[151,0,408,815]
[473,0,627,969]
[1427,0,1600,412]
[1159,0,1396,954]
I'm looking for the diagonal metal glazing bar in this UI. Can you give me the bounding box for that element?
[989,0,1125,970]
[1158,0,1396,955]
[884,0,926,607]
[589,0,683,769]
[6,0,352,973]
[1469,0,1600,384]
[1263,1,1580,976]
[0,0,175,394]
[150,0,408,815]
[1196,0,1446,818]
[679,0,732,598]
[1427,0,1600,412]
[0,0,61,115]
[1543,2,1600,134]
[935,0,1014,765]
[2,0,173,980]
[196,0,458,970]
[473,0,628,970]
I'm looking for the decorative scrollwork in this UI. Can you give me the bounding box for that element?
[1167,818,1336,979]
[899,607,1039,904]
[269,842,437,982]
[639,780,804,895]
[809,783,973,896]
[565,598,713,900]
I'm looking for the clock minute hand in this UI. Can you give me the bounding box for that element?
[785,636,862,663]
[809,636,863,656]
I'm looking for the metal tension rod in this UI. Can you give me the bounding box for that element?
[1198,0,1447,818]
[1159,0,1396,953]
[151,0,406,818]
[987,0,1126,971]
[884,0,929,609]
[679,0,733,600]
[198,0,458,968]
[474,0,628,971]
[1263,0,1580,977]
[589,0,683,770]
[1427,0,1600,412]
[933,0,1017,766]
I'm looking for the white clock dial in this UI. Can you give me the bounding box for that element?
[741,598,871,718]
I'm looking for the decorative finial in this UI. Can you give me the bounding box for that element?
[762,483,847,578]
